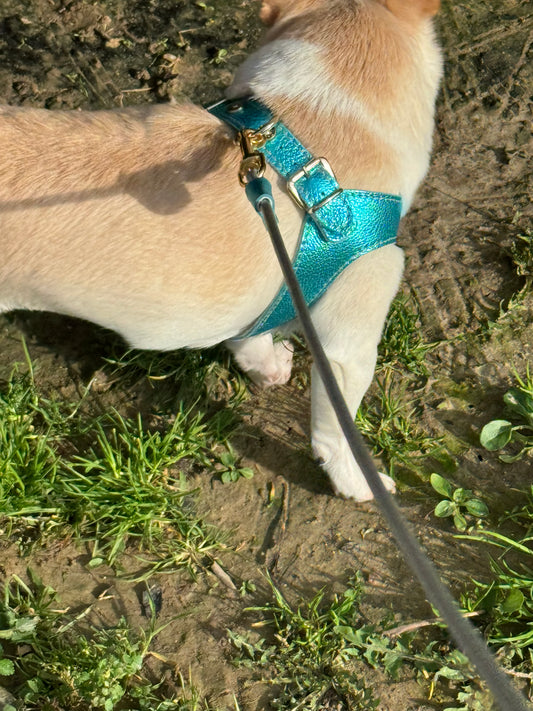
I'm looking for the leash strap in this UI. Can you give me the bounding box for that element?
[208,96,529,710]
[208,98,402,338]
[246,179,530,711]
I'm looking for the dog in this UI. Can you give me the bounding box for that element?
[0,0,442,501]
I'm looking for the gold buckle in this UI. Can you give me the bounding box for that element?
[286,157,341,212]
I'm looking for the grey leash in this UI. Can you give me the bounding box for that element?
[241,171,530,711]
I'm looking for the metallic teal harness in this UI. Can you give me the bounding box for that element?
[208,98,402,339]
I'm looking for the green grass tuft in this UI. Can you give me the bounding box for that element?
[0,364,238,577]
[377,292,439,376]
[0,570,214,710]
[228,575,378,710]
[356,371,450,480]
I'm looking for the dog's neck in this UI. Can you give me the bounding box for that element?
[228,15,441,212]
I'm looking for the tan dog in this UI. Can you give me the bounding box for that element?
[0,0,442,501]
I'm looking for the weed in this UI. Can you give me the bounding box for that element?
[480,366,533,462]
[356,371,449,479]
[211,48,228,64]
[0,367,60,508]
[431,473,489,531]
[461,489,533,657]
[0,570,210,710]
[214,442,254,484]
[0,644,15,678]
[377,292,439,376]
[228,575,490,710]
[228,575,378,710]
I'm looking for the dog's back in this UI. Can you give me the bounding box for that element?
[0,103,286,346]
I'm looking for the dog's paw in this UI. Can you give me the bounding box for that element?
[332,470,396,502]
[248,339,293,387]
[229,336,294,389]
[313,437,396,502]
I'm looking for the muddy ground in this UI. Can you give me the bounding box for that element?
[0,0,532,709]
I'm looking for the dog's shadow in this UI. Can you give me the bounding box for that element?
[6,310,327,496]
[6,310,123,381]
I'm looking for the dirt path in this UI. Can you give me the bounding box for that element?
[0,1,532,709]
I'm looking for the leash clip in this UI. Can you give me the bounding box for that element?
[237,125,275,186]
[237,129,266,186]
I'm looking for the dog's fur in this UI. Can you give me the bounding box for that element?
[0,0,442,501]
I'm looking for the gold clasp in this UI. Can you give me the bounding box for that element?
[237,123,276,186]
[237,129,266,186]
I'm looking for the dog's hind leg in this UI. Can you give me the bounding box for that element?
[226,332,294,388]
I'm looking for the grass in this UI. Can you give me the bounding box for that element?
[377,291,440,377]
[354,292,456,485]
[355,369,451,481]
[0,356,247,578]
[0,569,221,711]
[0,344,250,708]
[227,575,493,711]
[457,368,533,666]
[456,492,533,706]
[104,345,248,410]
[228,575,378,710]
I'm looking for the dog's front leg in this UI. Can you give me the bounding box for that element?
[309,246,404,501]
[310,348,396,501]
[226,332,294,388]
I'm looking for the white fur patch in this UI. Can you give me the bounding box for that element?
[229,39,385,139]
[228,36,441,212]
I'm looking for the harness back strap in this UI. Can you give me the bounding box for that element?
[208,98,402,339]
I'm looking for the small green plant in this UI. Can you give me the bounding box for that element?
[356,372,449,479]
[431,474,489,531]
[0,571,209,710]
[461,486,533,655]
[228,575,378,710]
[228,575,489,710]
[211,48,228,64]
[462,532,533,649]
[377,292,440,376]
[215,443,254,483]
[0,642,15,677]
[480,368,533,462]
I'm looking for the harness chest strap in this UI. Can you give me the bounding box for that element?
[207,98,402,339]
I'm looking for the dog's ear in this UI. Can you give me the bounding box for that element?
[260,1,281,26]
[381,0,440,20]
